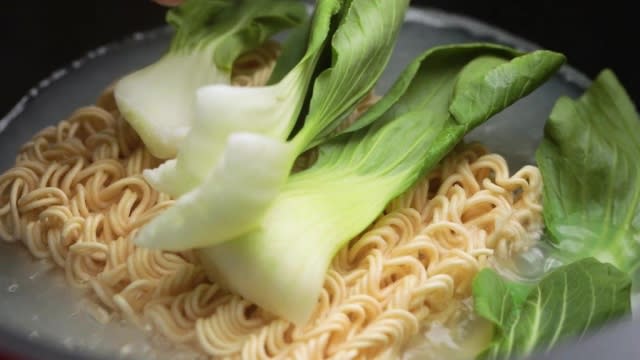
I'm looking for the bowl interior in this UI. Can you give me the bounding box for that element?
[0,7,588,360]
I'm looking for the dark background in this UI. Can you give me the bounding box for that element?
[0,0,637,118]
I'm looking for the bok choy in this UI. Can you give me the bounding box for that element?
[197,44,564,325]
[135,0,410,250]
[472,70,639,359]
[114,0,306,159]
[143,0,345,197]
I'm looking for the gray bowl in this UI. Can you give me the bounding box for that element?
[0,5,637,360]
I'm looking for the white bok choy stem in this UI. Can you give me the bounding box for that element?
[144,0,342,197]
[136,133,294,251]
[114,0,306,159]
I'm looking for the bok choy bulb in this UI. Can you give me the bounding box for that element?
[145,0,342,197]
[134,132,295,251]
[114,0,306,159]
[135,0,410,250]
[198,45,565,325]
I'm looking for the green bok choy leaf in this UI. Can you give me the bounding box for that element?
[197,44,564,325]
[536,69,640,273]
[473,70,639,359]
[474,259,630,360]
